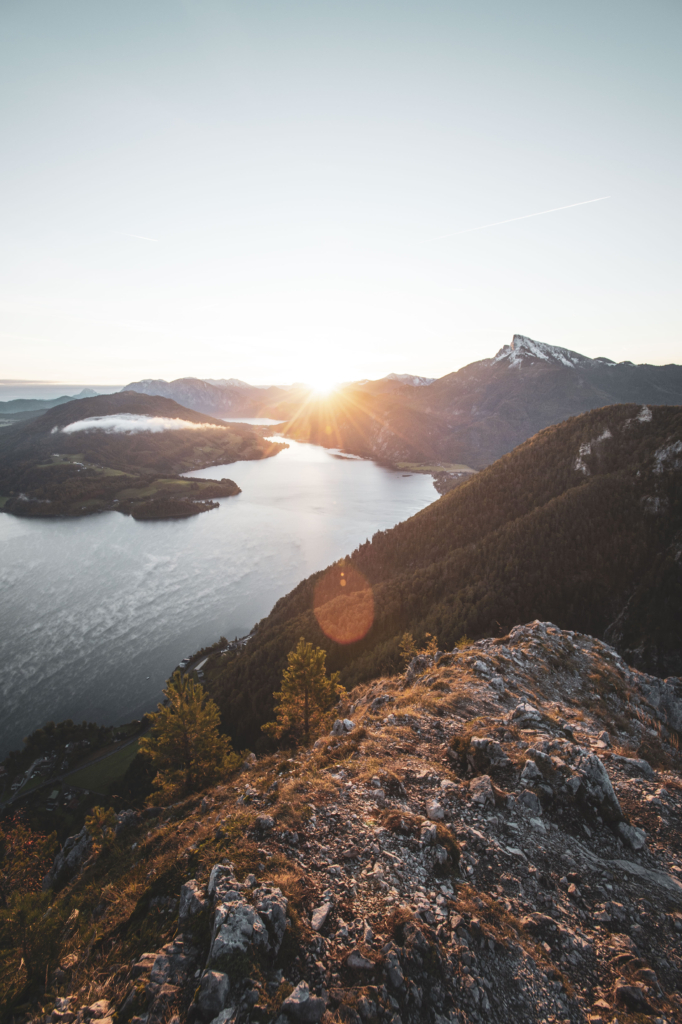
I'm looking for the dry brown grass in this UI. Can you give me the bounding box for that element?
[377,808,423,835]
[273,770,340,820]
[385,904,419,942]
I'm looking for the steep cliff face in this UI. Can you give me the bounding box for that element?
[27,622,682,1024]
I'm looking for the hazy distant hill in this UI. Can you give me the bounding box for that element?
[120,372,437,418]
[0,388,99,417]
[206,403,682,747]
[277,336,682,469]
[121,376,291,418]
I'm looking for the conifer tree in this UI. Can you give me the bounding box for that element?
[263,638,344,745]
[140,671,240,802]
[84,806,117,853]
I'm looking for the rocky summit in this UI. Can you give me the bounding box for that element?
[39,622,681,1024]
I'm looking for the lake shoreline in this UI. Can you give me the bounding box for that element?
[0,437,437,756]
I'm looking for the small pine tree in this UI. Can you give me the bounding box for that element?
[84,806,117,854]
[399,631,438,666]
[422,632,439,657]
[398,631,417,667]
[140,671,240,802]
[262,638,344,745]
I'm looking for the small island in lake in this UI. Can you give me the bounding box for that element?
[0,392,286,519]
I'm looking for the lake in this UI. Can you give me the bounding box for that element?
[0,438,436,755]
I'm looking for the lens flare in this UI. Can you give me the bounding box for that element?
[313,563,374,645]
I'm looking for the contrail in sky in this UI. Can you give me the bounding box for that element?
[117,232,160,242]
[432,195,611,240]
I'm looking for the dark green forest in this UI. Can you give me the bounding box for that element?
[203,404,682,750]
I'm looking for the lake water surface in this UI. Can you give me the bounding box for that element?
[0,439,435,755]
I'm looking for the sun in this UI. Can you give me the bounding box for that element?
[306,373,339,396]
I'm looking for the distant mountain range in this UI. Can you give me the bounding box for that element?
[121,377,293,418]
[0,388,99,422]
[121,336,682,469]
[206,401,682,748]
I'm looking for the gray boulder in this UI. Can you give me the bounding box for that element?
[520,759,543,786]
[208,1010,236,1024]
[469,775,495,808]
[208,862,240,900]
[254,814,275,831]
[281,981,326,1021]
[574,751,623,821]
[149,937,196,987]
[406,654,432,683]
[209,900,269,967]
[518,790,542,815]
[346,950,375,970]
[469,736,509,766]
[253,886,288,953]
[197,971,230,1020]
[385,950,405,990]
[420,822,438,845]
[511,701,541,724]
[618,821,647,850]
[610,754,654,779]
[426,799,445,820]
[636,675,682,734]
[83,999,110,1019]
[331,718,355,736]
[43,827,92,890]
[208,884,288,969]
[311,901,331,931]
[179,879,207,925]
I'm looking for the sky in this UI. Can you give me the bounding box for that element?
[0,0,680,387]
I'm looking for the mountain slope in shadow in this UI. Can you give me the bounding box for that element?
[203,403,682,748]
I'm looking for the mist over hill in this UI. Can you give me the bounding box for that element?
[201,403,682,750]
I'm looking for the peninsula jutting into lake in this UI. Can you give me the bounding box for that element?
[0,391,285,519]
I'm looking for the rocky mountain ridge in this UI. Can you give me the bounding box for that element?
[28,621,682,1024]
[273,336,682,470]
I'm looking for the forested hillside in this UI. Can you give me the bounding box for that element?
[206,403,682,749]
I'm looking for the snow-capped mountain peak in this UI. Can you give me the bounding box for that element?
[202,378,254,389]
[493,335,595,369]
[383,372,436,386]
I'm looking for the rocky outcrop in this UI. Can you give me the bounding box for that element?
[42,826,92,890]
[34,621,682,1024]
